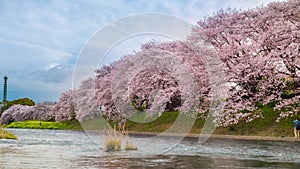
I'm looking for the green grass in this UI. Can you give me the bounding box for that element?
[4,119,83,130]
[0,128,17,139]
[2,103,297,138]
[213,104,294,137]
[61,119,83,130]
[126,111,179,132]
[67,105,298,137]
[80,116,111,131]
[119,104,297,137]
[5,120,68,130]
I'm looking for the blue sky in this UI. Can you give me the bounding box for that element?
[0,0,284,102]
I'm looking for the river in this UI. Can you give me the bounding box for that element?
[0,129,300,168]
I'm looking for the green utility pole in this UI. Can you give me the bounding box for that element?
[3,76,8,103]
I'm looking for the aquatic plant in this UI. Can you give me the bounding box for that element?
[125,131,137,151]
[0,128,17,140]
[103,125,122,152]
[103,123,137,152]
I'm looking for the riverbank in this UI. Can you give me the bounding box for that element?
[127,131,300,142]
[125,109,296,138]
[2,104,298,139]
[3,119,299,142]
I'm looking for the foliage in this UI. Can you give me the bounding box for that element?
[82,0,299,127]
[48,90,75,122]
[7,98,35,108]
[0,104,55,125]
[0,91,76,124]
[0,97,35,116]
[190,0,300,124]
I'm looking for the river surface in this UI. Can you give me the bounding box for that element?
[0,129,300,168]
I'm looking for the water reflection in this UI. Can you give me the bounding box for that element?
[1,129,300,169]
[73,155,300,169]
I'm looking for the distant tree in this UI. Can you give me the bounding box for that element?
[0,97,35,117]
[0,104,54,124]
[7,98,35,108]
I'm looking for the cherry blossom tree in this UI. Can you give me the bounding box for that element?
[94,41,214,121]
[94,64,120,121]
[49,90,74,121]
[73,77,101,121]
[190,0,300,124]
[2,0,299,127]
[0,104,55,124]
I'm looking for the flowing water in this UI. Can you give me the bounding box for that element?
[0,129,300,168]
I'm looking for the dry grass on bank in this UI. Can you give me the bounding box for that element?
[0,128,17,140]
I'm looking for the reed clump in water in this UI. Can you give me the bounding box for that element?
[103,125,122,152]
[124,130,137,151]
[103,122,137,152]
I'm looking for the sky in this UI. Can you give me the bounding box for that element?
[0,0,285,102]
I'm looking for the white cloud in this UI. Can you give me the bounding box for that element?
[31,64,73,83]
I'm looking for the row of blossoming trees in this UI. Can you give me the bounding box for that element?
[1,0,299,126]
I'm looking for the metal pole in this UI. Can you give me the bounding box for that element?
[3,76,8,102]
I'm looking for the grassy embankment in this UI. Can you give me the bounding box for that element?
[3,103,297,137]
[81,103,296,137]
[4,120,82,130]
